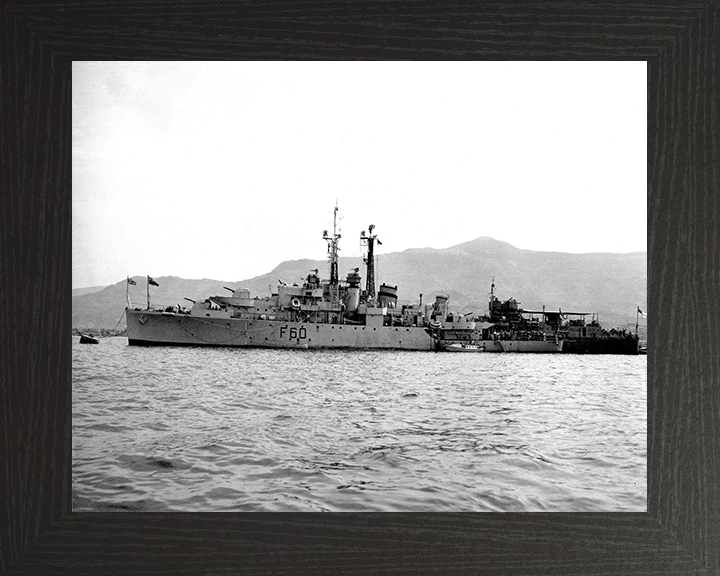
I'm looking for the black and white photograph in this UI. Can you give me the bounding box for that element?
[72,61,647,512]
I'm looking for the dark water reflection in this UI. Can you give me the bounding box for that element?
[73,338,646,512]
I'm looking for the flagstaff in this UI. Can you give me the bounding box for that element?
[147,276,159,310]
[635,306,646,335]
[126,276,137,309]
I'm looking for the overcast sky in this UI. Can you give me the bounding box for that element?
[73,62,646,289]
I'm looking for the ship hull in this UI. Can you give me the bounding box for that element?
[483,339,563,353]
[126,309,435,350]
[561,335,640,355]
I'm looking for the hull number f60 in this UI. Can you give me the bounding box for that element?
[279,325,307,340]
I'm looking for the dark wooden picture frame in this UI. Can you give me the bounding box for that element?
[2,2,717,574]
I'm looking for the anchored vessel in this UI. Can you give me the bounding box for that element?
[429,290,564,353]
[79,333,99,344]
[491,288,640,355]
[431,283,638,354]
[532,310,640,354]
[127,207,436,350]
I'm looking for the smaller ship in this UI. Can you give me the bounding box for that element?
[429,292,564,353]
[430,280,641,355]
[483,281,640,355]
[79,333,99,344]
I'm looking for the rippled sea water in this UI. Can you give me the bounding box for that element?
[72,337,646,512]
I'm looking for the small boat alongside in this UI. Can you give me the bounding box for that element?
[79,333,99,344]
[443,342,487,352]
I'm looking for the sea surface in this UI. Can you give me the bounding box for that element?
[72,337,646,512]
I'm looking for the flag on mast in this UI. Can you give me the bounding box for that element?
[637,307,647,318]
[146,276,159,310]
[126,276,135,308]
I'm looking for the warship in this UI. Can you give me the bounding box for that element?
[440,283,639,355]
[428,289,564,353]
[488,288,640,354]
[539,310,640,354]
[429,282,642,354]
[127,206,439,350]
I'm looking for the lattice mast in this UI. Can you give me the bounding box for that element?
[360,224,380,300]
[323,203,341,307]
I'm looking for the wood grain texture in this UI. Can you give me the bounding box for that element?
[1,1,717,574]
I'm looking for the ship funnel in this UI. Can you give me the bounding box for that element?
[344,268,362,312]
[432,294,448,320]
[344,290,360,313]
[306,269,320,288]
[377,283,398,309]
[346,268,362,286]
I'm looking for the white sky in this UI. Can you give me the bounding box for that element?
[73,61,646,289]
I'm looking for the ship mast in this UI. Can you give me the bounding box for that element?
[489,277,495,313]
[323,204,341,306]
[360,224,379,300]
